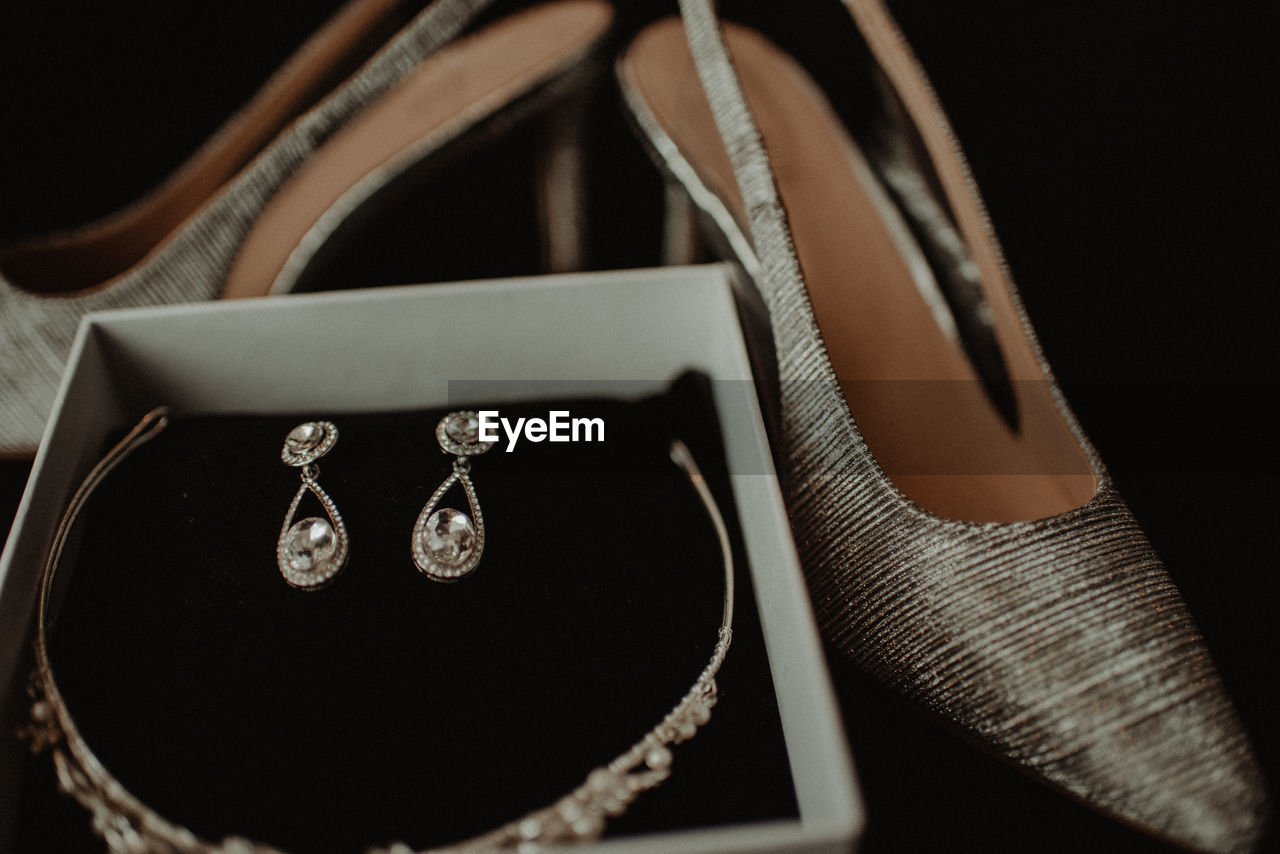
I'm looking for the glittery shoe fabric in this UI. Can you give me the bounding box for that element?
[623,0,1271,849]
[0,0,494,458]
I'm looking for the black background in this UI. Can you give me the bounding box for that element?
[1,1,1276,851]
[15,388,799,852]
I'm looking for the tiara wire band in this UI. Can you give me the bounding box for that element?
[21,409,736,853]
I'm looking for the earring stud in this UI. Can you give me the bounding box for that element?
[412,411,495,581]
[278,421,349,589]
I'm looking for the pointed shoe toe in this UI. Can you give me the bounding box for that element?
[814,482,1267,852]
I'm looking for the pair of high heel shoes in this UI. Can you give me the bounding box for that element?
[1,1,1268,851]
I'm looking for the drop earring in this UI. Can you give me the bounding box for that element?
[412,411,495,581]
[278,421,349,589]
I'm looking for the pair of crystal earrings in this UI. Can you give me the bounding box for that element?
[276,411,495,590]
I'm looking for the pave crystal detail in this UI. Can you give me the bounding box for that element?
[408,633,733,852]
[278,422,347,589]
[413,412,494,581]
[436,410,495,457]
[35,413,735,854]
[281,420,338,467]
[412,467,485,581]
[277,474,348,589]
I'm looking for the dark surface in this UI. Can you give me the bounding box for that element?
[0,2,366,238]
[15,379,796,852]
[1,1,1276,851]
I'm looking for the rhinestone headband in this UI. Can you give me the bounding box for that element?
[21,408,736,853]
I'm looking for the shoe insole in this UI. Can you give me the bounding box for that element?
[220,0,612,299]
[0,0,404,293]
[624,19,1096,523]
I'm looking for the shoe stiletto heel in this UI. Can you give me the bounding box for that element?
[536,81,595,273]
[661,176,704,267]
[619,1,1268,850]
[0,0,614,459]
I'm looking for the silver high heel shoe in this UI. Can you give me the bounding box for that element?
[0,0,613,459]
[617,1,1268,850]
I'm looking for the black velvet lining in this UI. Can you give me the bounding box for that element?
[17,373,797,852]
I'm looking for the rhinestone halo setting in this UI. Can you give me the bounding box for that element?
[413,411,493,581]
[281,420,337,467]
[277,421,348,589]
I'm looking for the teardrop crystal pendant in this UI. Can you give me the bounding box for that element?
[278,421,348,589]
[413,411,494,581]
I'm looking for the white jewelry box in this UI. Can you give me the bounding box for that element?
[0,264,862,852]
